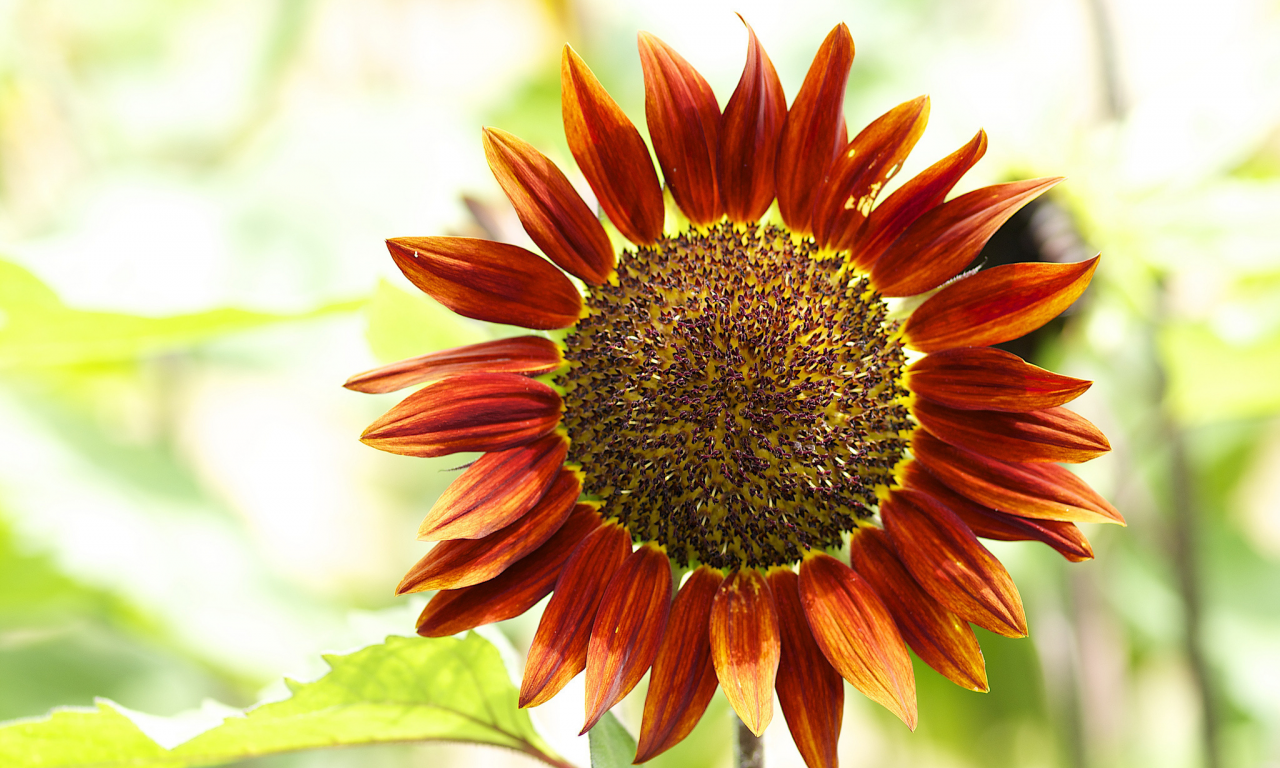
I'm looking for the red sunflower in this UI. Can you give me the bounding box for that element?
[346,19,1122,768]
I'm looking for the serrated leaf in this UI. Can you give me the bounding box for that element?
[588,711,636,768]
[0,633,570,768]
[0,259,361,369]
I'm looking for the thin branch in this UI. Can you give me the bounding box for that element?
[736,717,764,768]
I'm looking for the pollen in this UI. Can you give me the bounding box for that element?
[559,222,913,569]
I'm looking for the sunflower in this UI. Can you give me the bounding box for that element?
[346,19,1122,768]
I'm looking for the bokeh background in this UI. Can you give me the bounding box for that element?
[2,0,1279,766]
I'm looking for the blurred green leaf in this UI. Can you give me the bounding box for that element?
[0,259,361,369]
[0,633,567,768]
[362,279,488,363]
[587,711,635,768]
[1160,322,1280,424]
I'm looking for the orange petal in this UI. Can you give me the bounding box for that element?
[799,552,917,730]
[562,45,664,245]
[634,567,723,763]
[582,543,672,733]
[360,371,562,458]
[775,23,854,234]
[416,504,601,637]
[911,428,1124,525]
[902,462,1093,562]
[397,468,580,594]
[849,528,988,691]
[907,346,1091,412]
[718,16,787,223]
[811,96,930,251]
[483,128,615,285]
[853,129,987,268]
[638,32,721,225]
[344,336,563,395]
[880,488,1027,638]
[903,257,1100,353]
[521,522,631,708]
[387,237,581,330]
[416,433,569,541]
[767,569,843,768]
[912,398,1110,464]
[709,569,781,736]
[870,178,1063,297]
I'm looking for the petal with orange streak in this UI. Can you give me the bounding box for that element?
[799,552,917,730]
[417,433,568,541]
[344,336,563,395]
[902,462,1093,562]
[911,429,1124,525]
[903,257,1100,353]
[387,237,581,330]
[582,544,672,734]
[853,129,987,268]
[775,23,854,234]
[483,128,615,285]
[709,569,781,736]
[849,528,988,691]
[811,95,929,251]
[635,567,724,763]
[416,504,601,637]
[767,569,842,768]
[881,489,1027,638]
[562,46,664,245]
[521,522,631,708]
[639,32,721,225]
[397,469,580,594]
[870,178,1062,297]
[907,346,1091,412]
[718,16,787,223]
[912,398,1110,464]
[360,371,562,458]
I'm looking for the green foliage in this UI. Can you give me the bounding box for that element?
[361,279,488,364]
[587,712,635,768]
[0,633,567,768]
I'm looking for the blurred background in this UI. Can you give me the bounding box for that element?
[2,0,1279,766]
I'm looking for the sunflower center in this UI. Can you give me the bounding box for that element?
[559,221,911,569]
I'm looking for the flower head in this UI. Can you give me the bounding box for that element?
[348,19,1122,767]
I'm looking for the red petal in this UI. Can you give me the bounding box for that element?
[521,521,631,707]
[718,16,787,223]
[344,336,563,395]
[870,178,1063,297]
[635,567,723,763]
[638,32,721,225]
[416,504,601,637]
[582,544,672,733]
[709,569,781,736]
[902,462,1093,562]
[911,428,1124,525]
[907,346,1091,412]
[811,96,930,251]
[561,45,664,245]
[903,257,1100,353]
[483,128,615,285]
[397,468,580,593]
[849,528,988,691]
[768,569,843,768]
[799,552,917,730]
[912,398,1110,464]
[387,237,581,330]
[881,489,1027,638]
[775,23,854,234]
[417,433,568,541]
[853,129,987,268]
[360,371,562,458]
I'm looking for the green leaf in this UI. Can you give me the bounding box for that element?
[588,711,636,768]
[362,279,488,363]
[1161,322,1280,423]
[0,633,570,768]
[0,259,362,369]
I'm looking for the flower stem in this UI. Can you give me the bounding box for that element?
[736,716,764,768]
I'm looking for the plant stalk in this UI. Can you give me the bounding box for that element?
[736,716,764,768]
